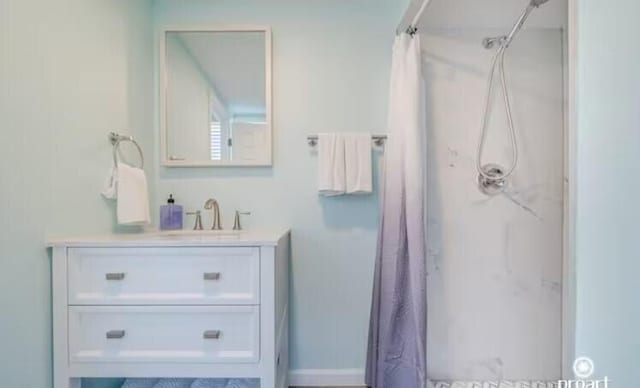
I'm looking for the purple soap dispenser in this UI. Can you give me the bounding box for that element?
[160,194,183,231]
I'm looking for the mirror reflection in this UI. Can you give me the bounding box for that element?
[163,30,271,166]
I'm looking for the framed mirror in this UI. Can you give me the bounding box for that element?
[160,27,272,167]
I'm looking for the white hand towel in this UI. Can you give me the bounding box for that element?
[101,166,117,199]
[344,133,373,194]
[116,163,150,225]
[318,133,346,196]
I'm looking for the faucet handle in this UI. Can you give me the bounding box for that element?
[186,211,203,231]
[232,210,251,231]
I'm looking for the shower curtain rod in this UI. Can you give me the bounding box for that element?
[402,0,433,35]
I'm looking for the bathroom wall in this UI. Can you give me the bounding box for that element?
[575,0,640,386]
[421,29,564,380]
[0,1,154,387]
[153,0,408,378]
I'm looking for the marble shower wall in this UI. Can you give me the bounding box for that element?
[422,29,564,381]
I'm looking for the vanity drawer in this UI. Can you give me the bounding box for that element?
[68,306,260,364]
[68,247,259,305]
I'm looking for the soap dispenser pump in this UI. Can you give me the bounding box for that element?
[160,194,183,231]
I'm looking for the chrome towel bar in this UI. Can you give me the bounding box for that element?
[307,134,387,147]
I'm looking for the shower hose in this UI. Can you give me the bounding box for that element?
[476,41,519,182]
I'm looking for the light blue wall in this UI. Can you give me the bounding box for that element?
[12,0,640,386]
[153,0,407,371]
[575,0,640,386]
[0,1,154,387]
[0,0,406,385]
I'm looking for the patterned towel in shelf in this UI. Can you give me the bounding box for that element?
[122,379,160,388]
[189,379,229,388]
[224,379,259,388]
[154,379,195,388]
[121,378,259,388]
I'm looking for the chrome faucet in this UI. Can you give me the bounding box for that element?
[204,199,223,230]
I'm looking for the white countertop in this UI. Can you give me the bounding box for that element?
[47,229,290,248]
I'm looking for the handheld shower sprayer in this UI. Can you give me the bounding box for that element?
[530,0,550,7]
[476,0,551,195]
[504,0,550,49]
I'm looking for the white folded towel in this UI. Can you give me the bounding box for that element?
[318,133,373,196]
[344,133,373,194]
[101,163,150,225]
[117,163,150,225]
[318,133,346,196]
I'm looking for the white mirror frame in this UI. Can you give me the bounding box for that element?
[159,26,273,167]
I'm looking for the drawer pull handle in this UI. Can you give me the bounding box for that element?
[203,272,221,281]
[105,273,126,281]
[106,330,126,339]
[203,330,221,339]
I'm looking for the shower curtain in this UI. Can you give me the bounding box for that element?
[366,33,427,388]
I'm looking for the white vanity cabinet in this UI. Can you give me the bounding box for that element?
[49,231,290,388]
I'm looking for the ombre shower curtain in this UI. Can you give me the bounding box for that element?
[366,33,427,388]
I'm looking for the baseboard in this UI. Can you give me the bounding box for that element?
[288,368,365,386]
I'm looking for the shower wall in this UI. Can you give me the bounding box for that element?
[422,29,564,381]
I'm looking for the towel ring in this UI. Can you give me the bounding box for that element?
[109,132,144,169]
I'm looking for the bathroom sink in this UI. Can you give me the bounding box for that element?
[149,230,242,240]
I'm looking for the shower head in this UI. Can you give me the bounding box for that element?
[530,0,550,7]
[499,0,549,48]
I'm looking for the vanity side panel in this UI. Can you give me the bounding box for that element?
[274,232,290,388]
[274,234,290,336]
[259,244,276,387]
[51,247,73,388]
